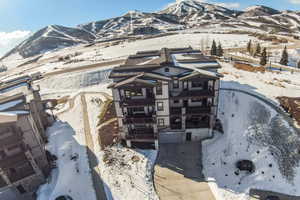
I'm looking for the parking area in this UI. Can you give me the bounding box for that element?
[154,142,216,200]
[250,189,300,200]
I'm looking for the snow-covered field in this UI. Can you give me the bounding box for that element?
[203,88,300,200]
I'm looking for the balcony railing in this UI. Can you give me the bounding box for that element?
[0,152,28,169]
[186,121,210,129]
[0,133,22,148]
[127,128,157,140]
[186,106,211,114]
[170,123,182,130]
[120,94,155,106]
[170,89,214,100]
[7,162,35,182]
[170,107,182,115]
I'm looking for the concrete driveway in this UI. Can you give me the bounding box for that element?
[154,142,216,200]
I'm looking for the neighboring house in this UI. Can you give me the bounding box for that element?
[0,78,53,200]
[109,47,222,149]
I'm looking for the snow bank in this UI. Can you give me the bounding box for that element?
[202,89,300,200]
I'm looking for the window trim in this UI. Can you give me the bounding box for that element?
[157,102,164,111]
[158,118,165,127]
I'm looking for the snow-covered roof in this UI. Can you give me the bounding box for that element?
[0,99,24,111]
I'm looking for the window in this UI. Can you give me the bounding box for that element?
[125,89,143,98]
[173,80,179,89]
[0,151,6,160]
[158,119,165,127]
[164,68,169,72]
[156,83,162,95]
[174,100,179,104]
[191,81,204,88]
[157,102,164,111]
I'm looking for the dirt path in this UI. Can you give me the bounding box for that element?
[154,142,216,200]
[80,94,107,200]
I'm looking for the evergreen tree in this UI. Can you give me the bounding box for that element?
[260,48,267,66]
[279,46,289,66]
[255,43,261,57]
[217,42,224,57]
[297,60,300,69]
[211,40,217,56]
[247,40,252,54]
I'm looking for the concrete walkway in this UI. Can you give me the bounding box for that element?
[154,142,216,200]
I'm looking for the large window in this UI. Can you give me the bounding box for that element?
[125,89,143,98]
[157,102,164,111]
[191,81,204,88]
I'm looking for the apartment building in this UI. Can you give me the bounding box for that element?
[109,47,222,149]
[0,77,52,200]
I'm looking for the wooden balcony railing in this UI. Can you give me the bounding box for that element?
[7,162,35,182]
[120,95,155,106]
[186,121,210,129]
[186,106,211,114]
[170,89,214,100]
[0,134,22,148]
[0,152,27,169]
[170,107,182,115]
[127,128,157,140]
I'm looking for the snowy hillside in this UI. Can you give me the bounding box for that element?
[2,0,300,60]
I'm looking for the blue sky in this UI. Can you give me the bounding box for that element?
[0,0,300,56]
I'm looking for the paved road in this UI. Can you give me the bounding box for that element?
[44,59,124,77]
[154,142,216,200]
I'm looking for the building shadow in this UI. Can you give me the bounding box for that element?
[41,121,110,200]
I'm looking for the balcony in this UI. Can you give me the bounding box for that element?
[170,89,214,100]
[186,106,211,115]
[0,152,27,169]
[120,94,155,107]
[7,162,35,182]
[124,113,155,124]
[186,121,210,129]
[0,133,22,147]
[127,128,157,140]
[170,107,182,115]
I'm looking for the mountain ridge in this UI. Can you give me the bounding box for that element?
[2,1,300,60]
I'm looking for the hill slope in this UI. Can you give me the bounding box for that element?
[2,0,300,60]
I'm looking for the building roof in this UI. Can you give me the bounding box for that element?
[0,112,18,123]
[109,47,221,84]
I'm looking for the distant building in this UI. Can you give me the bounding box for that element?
[0,77,53,200]
[109,47,222,149]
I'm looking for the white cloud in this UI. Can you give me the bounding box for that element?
[215,2,240,9]
[290,0,300,4]
[0,30,31,56]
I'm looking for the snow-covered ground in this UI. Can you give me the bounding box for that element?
[37,95,97,200]
[202,62,300,200]
[203,88,300,200]
[219,62,300,101]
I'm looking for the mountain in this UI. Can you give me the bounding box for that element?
[239,5,280,18]
[2,0,300,60]
[4,25,96,58]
